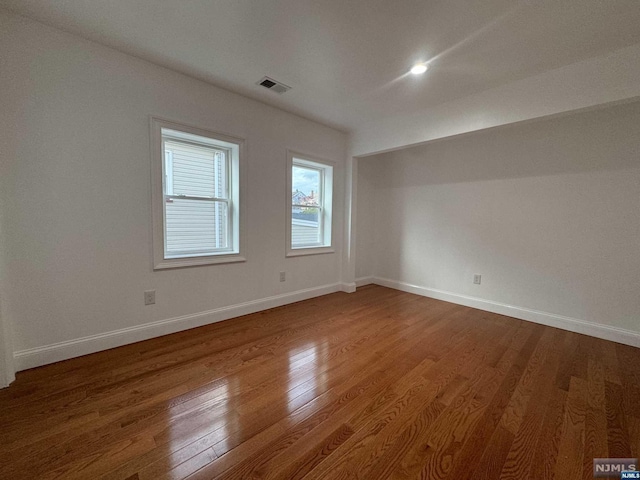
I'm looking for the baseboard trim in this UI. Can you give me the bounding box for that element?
[355,276,374,287]
[14,277,639,372]
[0,366,15,389]
[13,283,342,372]
[373,277,640,348]
[0,329,15,389]
[340,282,357,293]
[4,364,15,388]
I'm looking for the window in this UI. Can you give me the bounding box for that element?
[151,118,245,269]
[286,151,334,256]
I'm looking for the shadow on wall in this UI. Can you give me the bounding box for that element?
[370,100,640,187]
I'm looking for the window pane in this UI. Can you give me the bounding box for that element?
[164,140,227,198]
[215,151,227,199]
[292,206,321,246]
[292,165,320,206]
[165,198,228,255]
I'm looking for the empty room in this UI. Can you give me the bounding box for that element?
[1,1,639,479]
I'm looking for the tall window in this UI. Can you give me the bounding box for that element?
[286,151,334,256]
[151,118,245,269]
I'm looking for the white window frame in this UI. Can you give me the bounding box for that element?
[286,150,335,257]
[151,117,246,269]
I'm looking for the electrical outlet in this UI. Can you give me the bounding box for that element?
[144,290,156,305]
[279,271,286,282]
[473,274,482,285]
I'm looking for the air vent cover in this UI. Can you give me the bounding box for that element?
[257,76,291,94]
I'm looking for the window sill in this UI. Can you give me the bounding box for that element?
[154,254,246,270]
[286,246,335,257]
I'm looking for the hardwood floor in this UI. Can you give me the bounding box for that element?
[1,285,639,479]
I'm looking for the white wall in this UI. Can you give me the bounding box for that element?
[0,216,15,387]
[0,302,14,388]
[354,159,376,281]
[0,301,5,387]
[0,67,15,385]
[357,101,640,341]
[0,12,347,370]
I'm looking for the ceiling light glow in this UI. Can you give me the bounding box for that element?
[410,63,428,75]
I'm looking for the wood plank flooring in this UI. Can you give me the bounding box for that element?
[1,285,639,479]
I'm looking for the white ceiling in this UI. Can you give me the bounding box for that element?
[2,0,640,132]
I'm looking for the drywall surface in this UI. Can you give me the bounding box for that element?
[0,315,7,387]
[0,304,13,387]
[0,50,15,386]
[354,159,377,280]
[357,101,640,332]
[0,12,347,364]
[350,42,640,157]
[0,221,15,386]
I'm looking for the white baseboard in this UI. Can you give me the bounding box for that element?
[355,276,374,287]
[4,365,15,388]
[0,330,15,388]
[13,277,639,372]
[13,283,342,372]
[372,277,640,348]
[340,282,357,293]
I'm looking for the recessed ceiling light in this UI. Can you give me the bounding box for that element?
[410,63,429,75]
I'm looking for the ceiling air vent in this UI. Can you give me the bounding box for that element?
[257,76,291,94]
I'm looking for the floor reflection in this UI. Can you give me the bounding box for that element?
[163,376,238,462]
[152,339,334,472]
[287,341,329,412]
